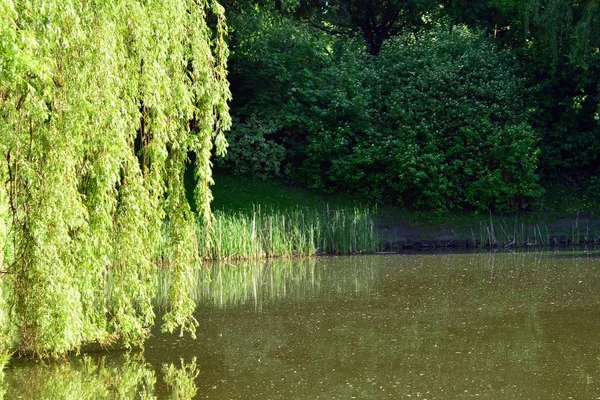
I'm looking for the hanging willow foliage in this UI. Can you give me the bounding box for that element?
[0,0,231,357]
[524,0,600,68]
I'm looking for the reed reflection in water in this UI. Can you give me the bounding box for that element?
[155,256,379,311]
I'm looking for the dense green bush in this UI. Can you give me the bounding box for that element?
[306,29,541,210]
[227,13,541,210]
[223,8,332,176]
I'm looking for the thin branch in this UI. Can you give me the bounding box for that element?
[307,18,357,36]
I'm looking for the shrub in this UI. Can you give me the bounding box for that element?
[301,28,542,210]
[228,16,541,210]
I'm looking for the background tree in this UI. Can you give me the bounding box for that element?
[299,0,439,54]
[440,0,600,185]
[522,0,600,184]
[223,0,439,54]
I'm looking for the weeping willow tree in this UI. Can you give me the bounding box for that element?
[524,0,600,68]
[0,0,231,357]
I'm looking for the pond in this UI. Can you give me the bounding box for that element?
[2,250,600,399]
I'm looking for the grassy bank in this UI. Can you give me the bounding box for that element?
[207,173,600,252]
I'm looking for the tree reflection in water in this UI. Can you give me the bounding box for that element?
[0,354,198,400]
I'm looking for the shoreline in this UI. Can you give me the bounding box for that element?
[377,213,600,251]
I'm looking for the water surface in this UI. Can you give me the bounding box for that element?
[3,250,600,399]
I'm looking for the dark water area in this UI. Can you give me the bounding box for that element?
[3,250,600,399]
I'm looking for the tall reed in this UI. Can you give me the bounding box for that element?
[196,206,380,260]
[475,215,600,248]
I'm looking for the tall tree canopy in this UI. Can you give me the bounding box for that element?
[225,0,599,194]
[0,0,230,357]
[223,0,438,54]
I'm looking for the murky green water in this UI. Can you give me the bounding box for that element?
[2,250,600,399]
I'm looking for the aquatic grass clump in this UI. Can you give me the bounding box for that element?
[475,215,600,248]
[199,206,380,260]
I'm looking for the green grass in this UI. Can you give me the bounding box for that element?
[209,172,477,230]
[209,172,591,227]
[210,172,366,213]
